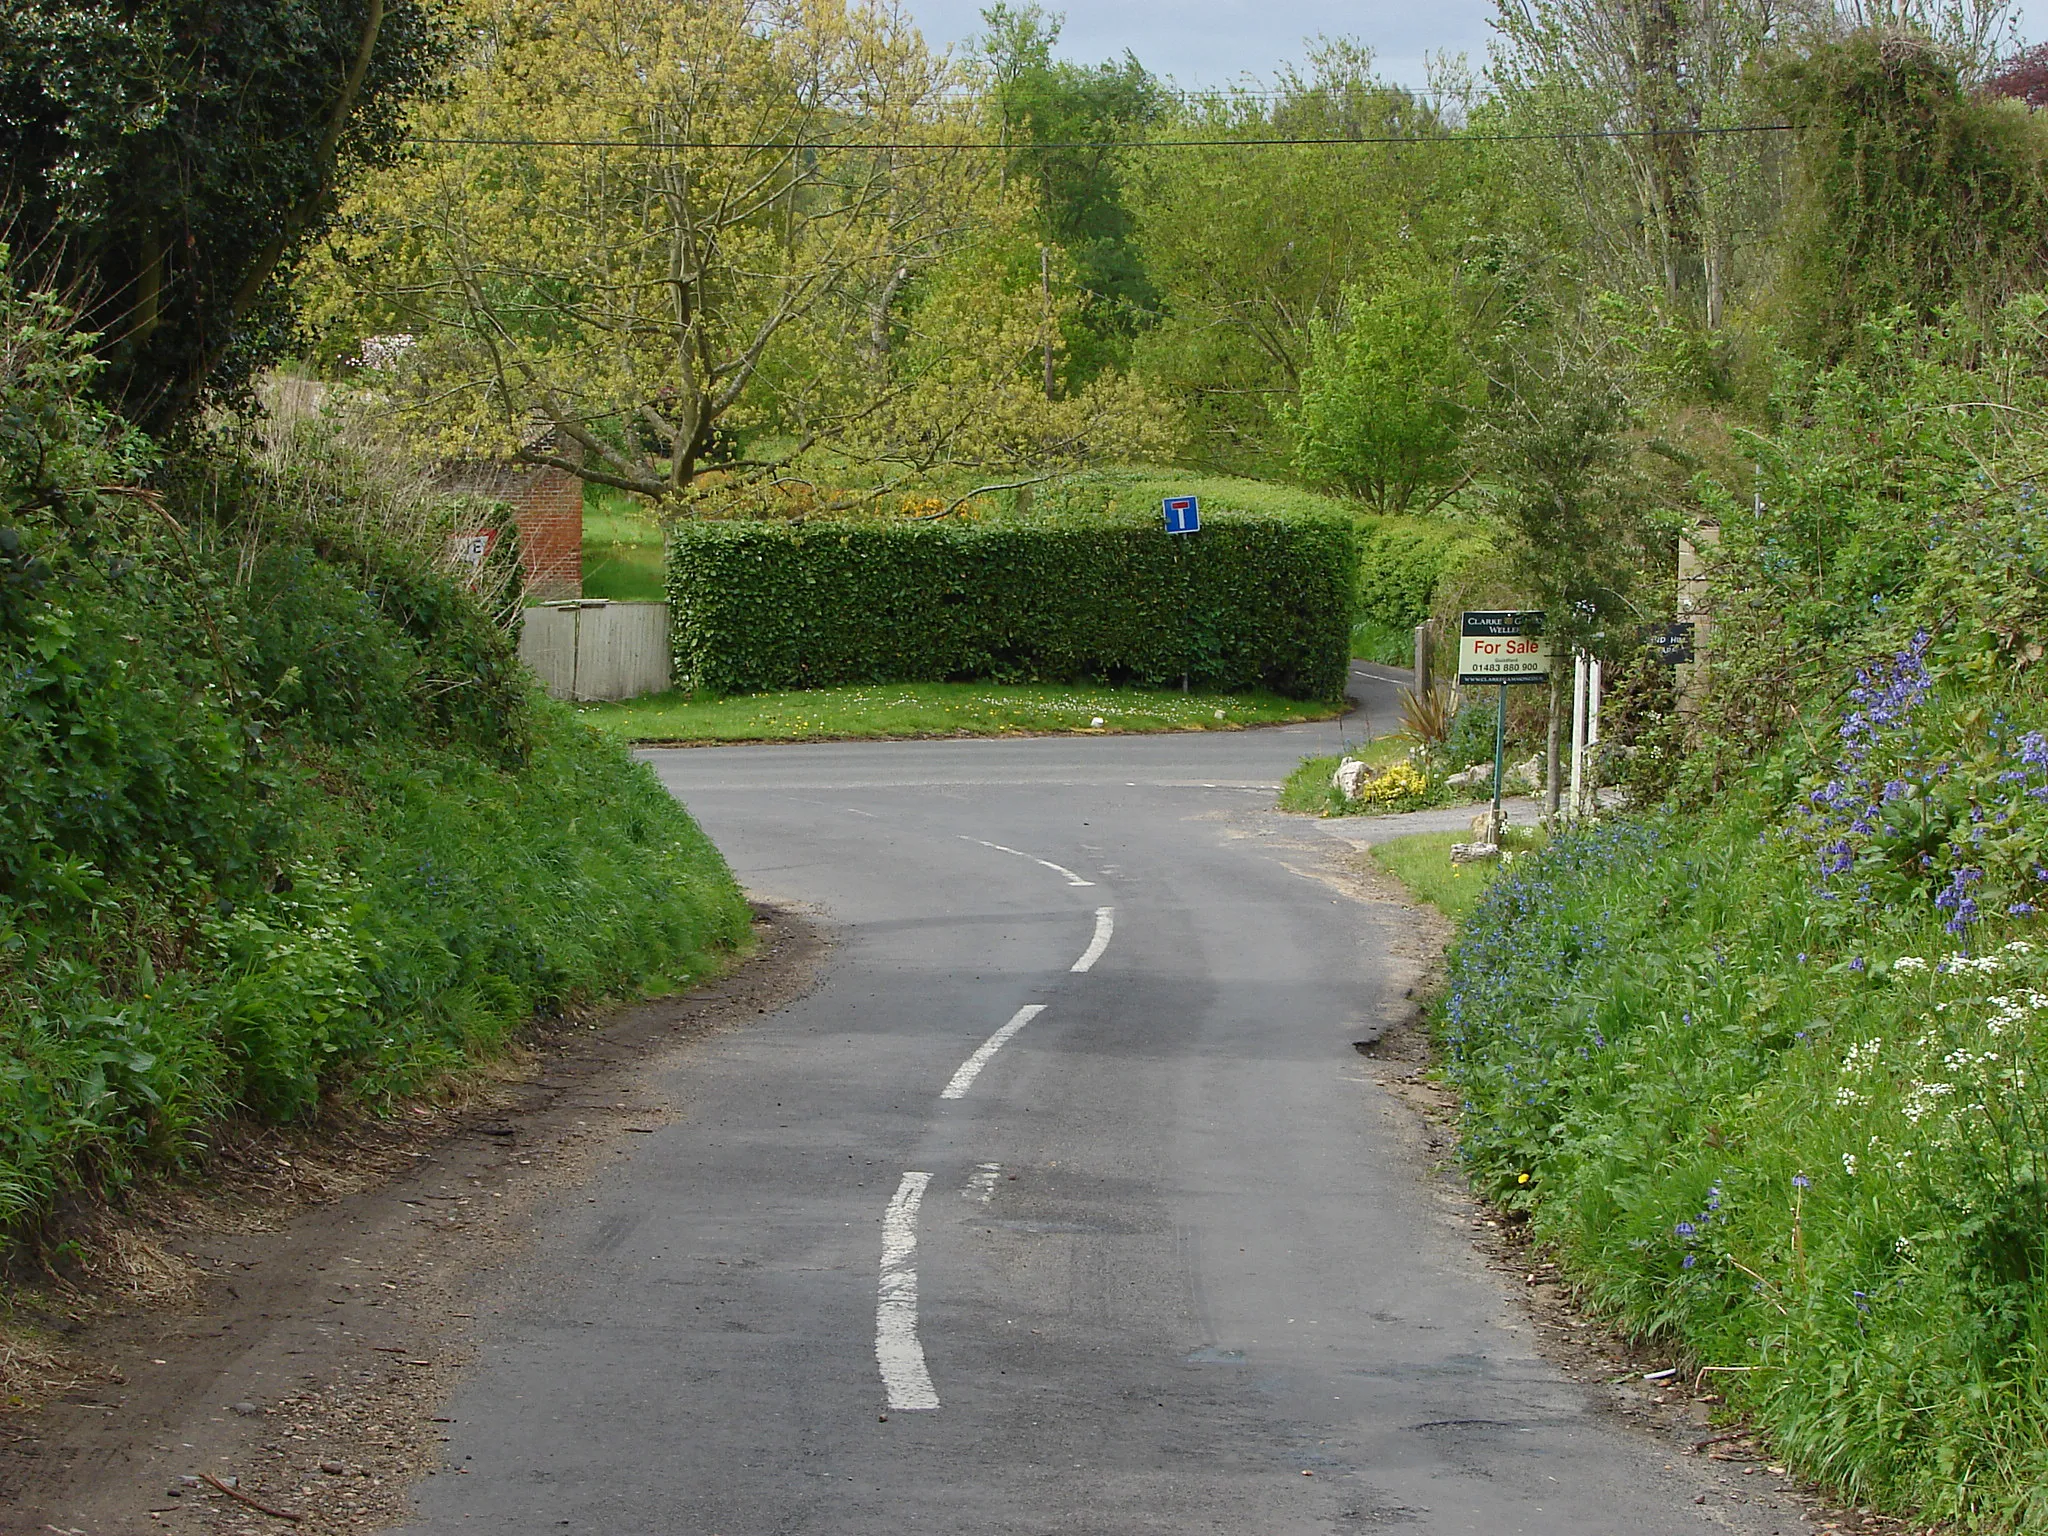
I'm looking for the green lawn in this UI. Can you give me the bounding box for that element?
[577,681,1347,743]
[582,492,666,601]
[1368,828,1544,922]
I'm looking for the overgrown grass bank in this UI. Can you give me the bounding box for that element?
[580,681,1341,744]
[1,292,748,1241]
[1440,664,2048,1527]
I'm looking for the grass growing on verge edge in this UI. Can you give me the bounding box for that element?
[1280,744,1502,816]
[1278,742,1414,813]
[1368,829,1544,922]
[577,682,1345,743]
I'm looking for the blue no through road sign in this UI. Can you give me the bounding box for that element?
[1162,495,1200,534]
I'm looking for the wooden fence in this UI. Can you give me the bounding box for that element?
[518,600,670,702]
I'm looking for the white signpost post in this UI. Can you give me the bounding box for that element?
[1457,611,1551,839]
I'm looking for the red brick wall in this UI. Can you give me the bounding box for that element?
[512,468,582,601]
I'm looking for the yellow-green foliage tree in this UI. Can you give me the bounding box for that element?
[313,0,1171,508]
[1285,268,1480,511]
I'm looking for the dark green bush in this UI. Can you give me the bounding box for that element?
[667,507,1359,699]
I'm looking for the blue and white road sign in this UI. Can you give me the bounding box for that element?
[1162,495,1200,534]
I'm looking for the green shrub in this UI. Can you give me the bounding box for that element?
[0,272,749,1239]
[1355,513,1490,636]
[667,502,1359,699]
[1032,468,1479,662]
[1287,271,1478,512]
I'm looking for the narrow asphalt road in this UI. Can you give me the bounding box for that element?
[392,695,1784,1536]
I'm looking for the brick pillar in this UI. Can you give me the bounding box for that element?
[513,468,582,600]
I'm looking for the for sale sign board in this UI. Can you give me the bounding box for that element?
[1458,610,1551,686]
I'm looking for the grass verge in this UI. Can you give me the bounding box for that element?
[576,682,1345,743]
[1368,829,1544,922]
[1440,804,2048,1528]
[1279,742,1413,813]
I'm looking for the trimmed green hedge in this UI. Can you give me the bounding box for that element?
[667,508,1359,699]
[1355,514,1491,634]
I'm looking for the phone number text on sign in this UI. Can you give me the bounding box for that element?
[1457,610,1551,685]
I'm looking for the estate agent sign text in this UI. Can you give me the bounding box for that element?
[1458,611,1551,686]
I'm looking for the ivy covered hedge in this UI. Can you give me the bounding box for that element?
[667,507,1359,699]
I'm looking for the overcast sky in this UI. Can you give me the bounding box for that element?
[899,0,2039,92]
[901,0,1495,90]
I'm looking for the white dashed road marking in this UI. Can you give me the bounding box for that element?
[941,1005,1046,1100]
[1071,907,1115,972]
[959,836,1094,887]
[878,1173,939,1411]
[964,1163,1002,1203]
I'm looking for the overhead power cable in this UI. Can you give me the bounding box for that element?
[402,122,1795,152]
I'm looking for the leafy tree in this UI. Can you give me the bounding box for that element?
[1126,42,1480,474]
[1777,29,2048,359]
[1287,271,1479,510]
[976,4,1167,385]
[0,0,448,430]
[316,0,1167,506]
[1486,0,1799,330]
[1470,337,1667,810]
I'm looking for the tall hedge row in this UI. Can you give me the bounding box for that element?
[666,510,1359,699]
[1354,514,1491,634]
